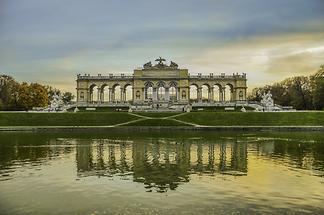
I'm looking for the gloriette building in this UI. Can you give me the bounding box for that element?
[76,57,247,108]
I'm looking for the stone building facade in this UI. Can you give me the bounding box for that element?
[76,58,247,106]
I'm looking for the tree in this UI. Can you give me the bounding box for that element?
[248,65,324,110]
[30,83,49,108]
[312,65,324,110]
[0,75,20,110]
[62,92,74,104]
[17,82,33,110]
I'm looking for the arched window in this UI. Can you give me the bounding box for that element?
[80,92,84,101]
[182,90,186,99]
[136,91,140,99]
[239,91,243,100]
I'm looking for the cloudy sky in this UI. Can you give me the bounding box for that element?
[0,0,323,93]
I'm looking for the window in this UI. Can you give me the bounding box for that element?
[136,91,140,99]
[239,91,243,100]
[80,92,84,101]
[182,90,186,99]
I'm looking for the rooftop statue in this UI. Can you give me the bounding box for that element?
[142,57,179,70]
[143,61,152,69]
[170,61,178,69]
[155,57,166,66]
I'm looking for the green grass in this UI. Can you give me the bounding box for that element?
[134,112,181,118]
[0,112,139,126]
[124,118,190,126]
[175,112,324,126]
[1,112,324,127]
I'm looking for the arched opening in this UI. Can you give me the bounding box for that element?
[156,81,166,101]
[146,87,153,100]
[113,84,121,102]
[89,84,99,103]
[157,86,165,101]
[145,82,154,100]
[169,86,176,101]
[169,81,177,101]
[213,84,222,102]
[125,85,133,101]
[224,84,234,102]
[101,84,110,102]
[189,84,198,102]
[201,84,210,102]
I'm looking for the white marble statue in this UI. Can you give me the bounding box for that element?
[261,91,274,108]
[48,92,65,112]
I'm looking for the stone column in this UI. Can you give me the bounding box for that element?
[120,88,124,102]
[111,90,115,102]
[210,87,214,102]
[142,87,145,102]
[124,88,127,101]
[198,87,202,102]
[87,90,91,103]
[97,90,100,103]
[177,87,181,101]
[230,89,234,102]
[100,91,104,103]
[77,90,80,103]
[221,87,225,102]
[108,88,112,102]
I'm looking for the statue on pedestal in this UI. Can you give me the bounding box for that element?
[49,92,65,112]
[261,91,274,111]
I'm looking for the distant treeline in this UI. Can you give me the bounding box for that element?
[248,65,324,110]
[0,75,74,111]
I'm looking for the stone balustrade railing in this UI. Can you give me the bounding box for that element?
[77,73,246,80]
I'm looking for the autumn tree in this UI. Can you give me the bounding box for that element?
[0,75,20,110]
[311,65,324,110]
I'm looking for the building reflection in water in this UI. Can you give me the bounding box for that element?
[76,138,248,192]
[1,133,324,192]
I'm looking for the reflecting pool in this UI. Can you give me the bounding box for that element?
[1,131,324,214]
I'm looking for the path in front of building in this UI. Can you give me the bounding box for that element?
[121,112,198,126]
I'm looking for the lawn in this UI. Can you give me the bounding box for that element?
[1,111,323,127]
[175,112,324,126]
[0,112,139,126]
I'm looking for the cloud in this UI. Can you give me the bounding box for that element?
[188,32,324,90]
[1,0,324,94]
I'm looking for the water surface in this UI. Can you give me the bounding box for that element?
[1,131,324,215]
